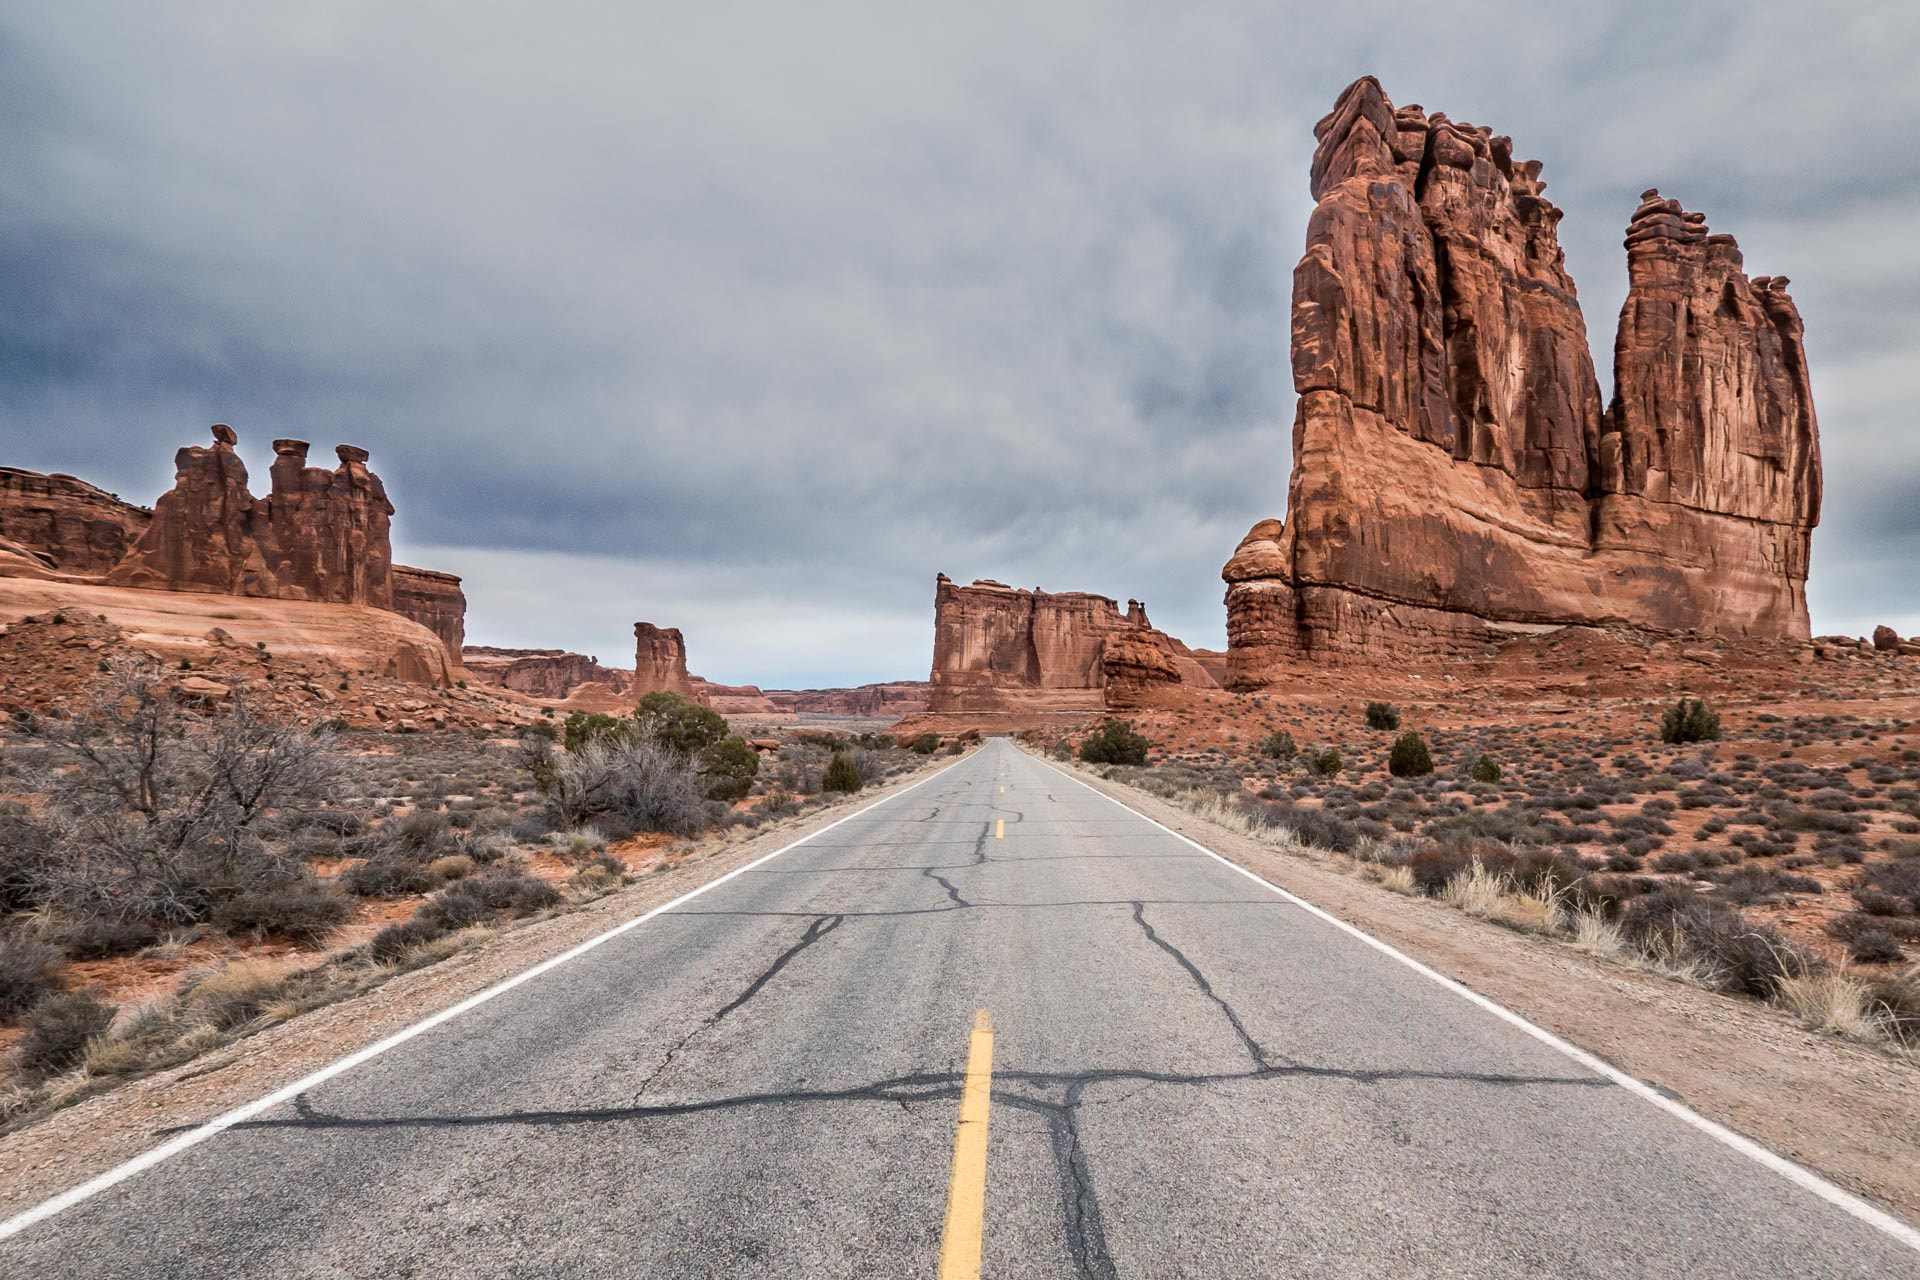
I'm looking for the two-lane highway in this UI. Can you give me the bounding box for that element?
[3,739,1915,1277]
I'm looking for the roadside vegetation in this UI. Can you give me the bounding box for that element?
[1052,691,1920,1060]
[0,662,952,1124]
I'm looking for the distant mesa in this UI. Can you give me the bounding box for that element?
[1222,76,1821,686]
[0,425,464,684]
[924,574,1220,718]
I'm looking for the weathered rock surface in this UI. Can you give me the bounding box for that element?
[925,575,1217,714]
[633,622,710,705]
[107,429,399,606]
[463,645,633,700]
[0,577,452,686]
[1874,625,1904,653]
[1225,77,1822,685]
[393,567,465,660]
[0,468,152,578]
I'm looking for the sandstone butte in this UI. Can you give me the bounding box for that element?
[0,426,466,681]
[1222,76,1822,688]
[924,574,1223,717]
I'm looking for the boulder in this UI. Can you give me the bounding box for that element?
[1874,625,1903,652]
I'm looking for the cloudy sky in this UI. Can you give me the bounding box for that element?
[3,3,1915,687]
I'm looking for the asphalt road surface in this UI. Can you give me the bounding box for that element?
[4,739,1916,1278]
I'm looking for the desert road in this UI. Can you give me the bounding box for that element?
[3,739,1916,1278]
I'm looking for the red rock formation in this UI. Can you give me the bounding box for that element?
[104,426,402,608]
[1225,77,1821,686]
[689,679,780,715]
[763,682,932,718]
[463,645,632,700]
[633,622,709,705]
[925,575,1216,714]
[3,427,467,685]
[0,468,152,578]
[393,566,466,660]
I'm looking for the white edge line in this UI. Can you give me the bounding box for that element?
[0,751,975,1243]
[1028,747,1920,1254]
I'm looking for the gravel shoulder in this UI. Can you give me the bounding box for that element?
[0,752,969,1223]
[1044,751,1920,1223]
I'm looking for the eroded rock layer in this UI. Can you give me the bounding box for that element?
[0,468,152,579]
[462,646,629,700]
[926,575,1217,714]
[394,567,466,659]
[1225,77,1821,686]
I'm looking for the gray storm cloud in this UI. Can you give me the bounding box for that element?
[3,2,1916,685]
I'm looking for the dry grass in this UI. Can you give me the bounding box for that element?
[1775,969,1886,1041]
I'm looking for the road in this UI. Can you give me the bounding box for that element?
[3,738,1916,1277]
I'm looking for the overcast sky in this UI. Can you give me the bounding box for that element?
[3,3,1916,687]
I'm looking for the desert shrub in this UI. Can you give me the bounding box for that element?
[1262,730,1297,761]
[699,735,761,801]
[427,854,475,881]
[181,959,288,1030]
[14,989,115,1079]
[636,692,729,756]
[1309,747,1343,778]
[1425,809,1554,848]
[1846,928,1906,965]
[417,871,559,932]
[368,915,448,965]
[1388,732,1434,778]
[543,737,714,834]
[1852,861,1920,915]
[0,927,64,1021]
[1469,754,1501,784]
[562,711,636,753]
[847,746,888,784]
[1364,702,1400,731]
[52,915,162,959]
[1078,720,1150,766]
[1661,698,1721,744]
[910,733,942,755]
[211,875,352,943]
[1710,865,1821,905]
[12,660,338,929]
[822,751,863,793]
[342,855,441,898]
[1618,887,1804,997]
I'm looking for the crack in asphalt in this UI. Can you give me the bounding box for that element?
[633,914,846,1100]
[1129,900,1277,1070]
[245,1061,1604,1276]
[920,865,976,909]
[669,898,1280,920]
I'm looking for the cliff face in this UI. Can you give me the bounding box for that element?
[1224,77,1821,685]
[633,622,709,706]
[925,575,1217,714]
[393,566,466,659]
[0,468,152,578]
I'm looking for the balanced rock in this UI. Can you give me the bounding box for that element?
[1224,77,1822,685]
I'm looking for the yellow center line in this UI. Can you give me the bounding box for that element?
[994,818,1004,839]
[936,1009,995,1280]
